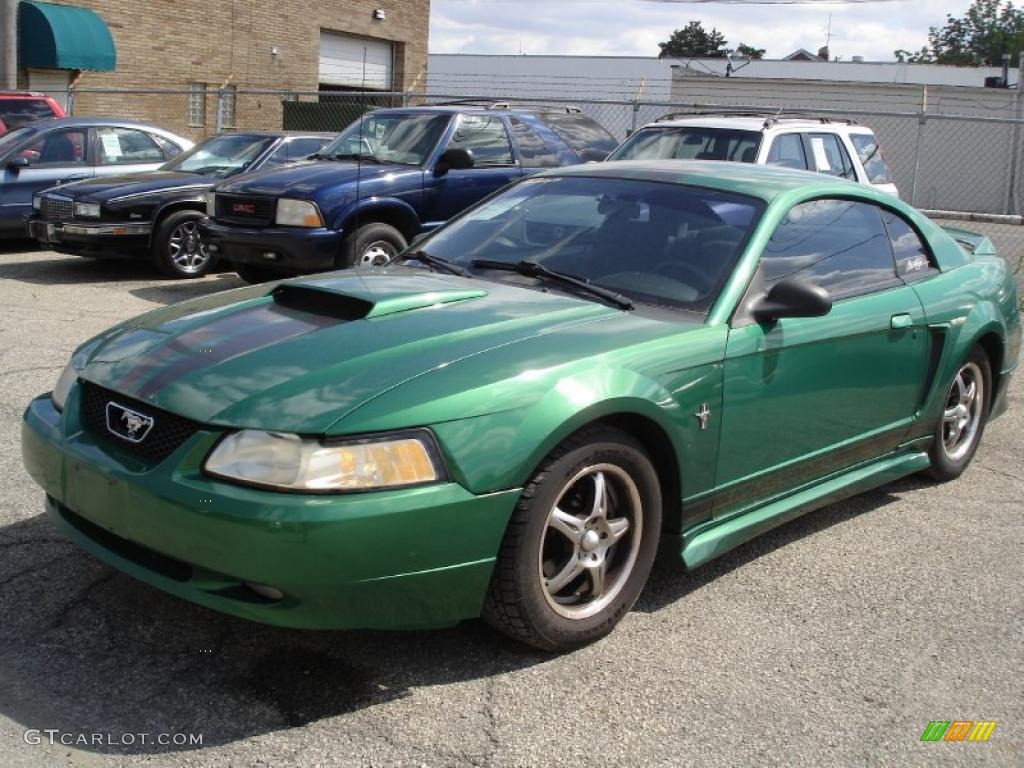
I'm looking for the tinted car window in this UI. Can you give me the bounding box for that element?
[765,134,808,170]
[537,112,618,161]
[850,133,893,184]
[21,128,87,165]
[96,127,165,164]
[610,127,761,163]
[808,133,856,180]
[447,115,514,166]
[881,209,935,281]
[321,112,449,166]
[287,137,330,161]
[762,198,898,298]
[0,98,57,130]
[415,176,764,314]
[509,118,561,168]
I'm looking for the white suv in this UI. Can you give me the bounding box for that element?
[608,112,899,197]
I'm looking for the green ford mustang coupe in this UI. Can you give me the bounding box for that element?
[22,161,1021,651]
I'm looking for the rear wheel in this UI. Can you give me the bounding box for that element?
[152,210,215,278]
[926,346,991,481]
[339,222,406,269]
[483,426,661,652]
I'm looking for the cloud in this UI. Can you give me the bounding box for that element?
[429,0,971,60]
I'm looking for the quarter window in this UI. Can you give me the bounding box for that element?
[762,198,899,298]
[808,133,856,180]
[509,118,561,168]
[850,133,893,184]
[447,115,514,166]
[187,82,206,127]
[765,134,808,170]
[881,210,936,281]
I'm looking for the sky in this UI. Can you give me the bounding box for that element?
[429,0,975,62]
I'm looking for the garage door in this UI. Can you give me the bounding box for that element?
[319,32,393,90]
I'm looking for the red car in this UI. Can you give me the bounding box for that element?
[0,92,65,135]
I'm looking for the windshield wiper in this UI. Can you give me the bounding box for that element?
[405,250,471,277]
[329,152,385,164]
[471,259,634,310]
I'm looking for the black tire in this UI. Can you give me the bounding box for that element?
[339,222,406,269]
[151,210,216,279]
[483,425,662,652]
[234,263,286,284]
[925,345,992,481]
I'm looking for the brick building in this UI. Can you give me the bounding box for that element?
[1,0,430,139]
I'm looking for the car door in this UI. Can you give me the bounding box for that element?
[714,197,928,517]
[424,114,524,224]
[92,126,168,178]
[0,125,92,231]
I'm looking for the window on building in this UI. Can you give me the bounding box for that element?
[187,83,206,127]
[219,85,237,129]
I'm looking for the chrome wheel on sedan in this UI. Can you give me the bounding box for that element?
[168,219,210,274]
[153,210,217,279]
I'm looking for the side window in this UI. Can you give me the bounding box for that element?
[20,128,87,165]
[765,134,808,170]
[95,128,165,165]
[508,118,561,168]
[850,134,893,184]
[287,137,330,161]
[762,198,899,299]
[446,115,514,167]
[808,133,856,180]
[881,210,936,281]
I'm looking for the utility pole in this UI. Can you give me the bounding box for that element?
[1,0,18,90]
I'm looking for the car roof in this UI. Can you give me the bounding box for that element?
[206,131,335,139]
[368,105,583,118]
[642,116,860,132]
[542,159,863,201]
[20,116,177,130]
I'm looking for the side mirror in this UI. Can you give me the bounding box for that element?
[434,147,474,177]
[7,156,29,171]
[750,279,832,323]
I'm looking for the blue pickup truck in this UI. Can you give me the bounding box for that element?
[199,105,618,282]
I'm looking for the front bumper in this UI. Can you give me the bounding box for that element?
[21,388,519,630]
[199,218,340,273]
[27,216,150,257]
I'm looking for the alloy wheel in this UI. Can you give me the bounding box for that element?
[941,361,985,462]
[539,464,643,620]
[168,220,210,274]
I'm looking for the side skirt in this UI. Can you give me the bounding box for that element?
[680,450,931,570]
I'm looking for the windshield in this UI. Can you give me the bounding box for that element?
[318,112,450,165]
[162,134,276,177]
[0,125,39,158]
[411,176,764,314]
[609,126,762,163]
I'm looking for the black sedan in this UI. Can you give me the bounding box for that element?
[28,132,333,278]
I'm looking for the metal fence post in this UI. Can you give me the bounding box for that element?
[629,99,640,137]
[1005,61,1024,215]
[910,85,927,207]
[65,87,74,117]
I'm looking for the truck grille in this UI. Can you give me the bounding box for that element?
[79,381,203,464]
[40,195,73,222]
[216,194,275,226]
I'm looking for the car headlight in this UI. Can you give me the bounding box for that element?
[32,194,42,211]
[204,429,443,492]
[74,202,101,218]
[275,198,323,228]
[51,360,79,412]
[206,192,215,217]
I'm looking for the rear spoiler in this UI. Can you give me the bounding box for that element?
[938,225,997,257]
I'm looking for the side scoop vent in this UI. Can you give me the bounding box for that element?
[270,284,374,321]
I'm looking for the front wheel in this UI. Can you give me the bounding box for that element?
[483,426,662,652]
[339,222,406,269]
[152,210,215,278]
[926,346,991,481]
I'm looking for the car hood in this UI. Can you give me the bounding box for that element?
[76,269,658,434]
[214,160,414,198]
[59,171,214,202]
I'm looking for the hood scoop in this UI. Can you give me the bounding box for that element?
[271,280,488,319]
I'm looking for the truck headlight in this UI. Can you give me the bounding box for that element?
[51,360,79,412]
[204,429,443,492]
[32,194,42,211]
[74,202,101,218]
[206,193,216,217]
[275,198,323,228]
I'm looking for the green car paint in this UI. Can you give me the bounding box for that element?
[21,161,1021,631]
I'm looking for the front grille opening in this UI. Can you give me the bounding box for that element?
[79,381,201,464]
[41,195,73,221]
[216,194,275,226]
[57,501,193,582]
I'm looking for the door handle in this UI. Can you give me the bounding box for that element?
[64,174,89,181]
[890,313,913,329]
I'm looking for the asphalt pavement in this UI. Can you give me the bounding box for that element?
[0,245,1020,767]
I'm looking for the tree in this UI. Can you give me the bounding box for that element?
[735,43,766,60]
[659,21,727,58]
[895,0,1024,67]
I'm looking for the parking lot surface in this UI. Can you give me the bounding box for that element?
[0,245,1021,767]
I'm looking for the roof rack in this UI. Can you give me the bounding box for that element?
[654,108,858,129]
[427,99,581,113]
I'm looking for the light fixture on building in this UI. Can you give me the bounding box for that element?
[271,46,280,57]
[373,9,386,20]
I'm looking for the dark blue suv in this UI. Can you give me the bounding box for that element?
[199,105,617,282]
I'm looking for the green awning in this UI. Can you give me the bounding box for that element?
[18,1,116,71]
